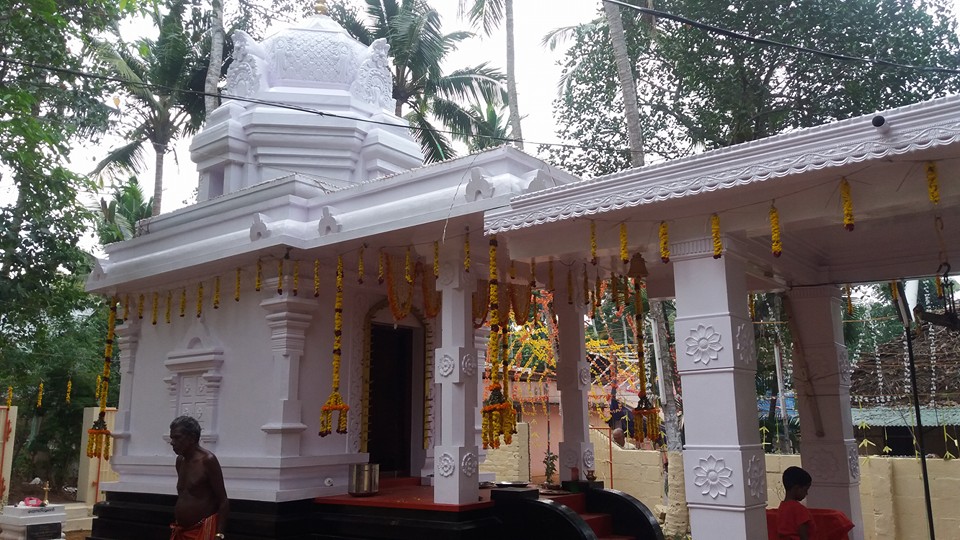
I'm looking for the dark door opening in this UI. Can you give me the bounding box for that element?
[368,323,413,477]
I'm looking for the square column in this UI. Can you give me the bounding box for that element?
[112,318,141,456]
[433,242,480,504]
[672,238,767,540]
[554,264,594,481]
[786,286,864,540]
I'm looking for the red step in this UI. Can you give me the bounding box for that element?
[542,492,586,513]
[580,512,613,537]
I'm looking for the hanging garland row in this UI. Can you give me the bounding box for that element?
[319,256,348,436]
[88,298,117,460]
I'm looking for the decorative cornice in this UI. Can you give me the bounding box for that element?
[485,96,960,234]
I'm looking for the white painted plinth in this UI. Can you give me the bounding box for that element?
[0,505,66,540]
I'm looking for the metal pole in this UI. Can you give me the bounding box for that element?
[773,341,791,452]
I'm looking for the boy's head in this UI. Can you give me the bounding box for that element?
[782,466,812,501]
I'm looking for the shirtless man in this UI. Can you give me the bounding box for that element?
[169,416,229,540]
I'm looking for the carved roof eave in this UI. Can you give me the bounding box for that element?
[86,147,578,294]
[485,94,960,234]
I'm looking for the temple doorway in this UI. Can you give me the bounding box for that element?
[368,323,414,477]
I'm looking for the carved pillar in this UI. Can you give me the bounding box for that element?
[433,242,480,504]
[787,286,864,540]
[112,318,141,455]
[260,282,316,457]
[555,263,593,482]
[671,238,767,540]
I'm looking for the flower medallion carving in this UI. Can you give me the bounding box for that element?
[578,366,591,385]
[461,353,476,377]
[746,455,766,500]
[735,322,756,366]
[685,324,724,366]
[438,354,455,378]
[461,453,478,478]
[583,448,595,469]
[438,261,456,286]
[562,451,578,468]
[847,444,860,481]
[838,348,852,386]
[807,448,840,480]
[693,455,734,499]
[438,453,456,477]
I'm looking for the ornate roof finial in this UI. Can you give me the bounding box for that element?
[314,0,328,16]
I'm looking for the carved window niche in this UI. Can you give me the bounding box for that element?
[164,321,225,445]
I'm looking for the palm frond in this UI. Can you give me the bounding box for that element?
[430,63,506,107]
[91,137,148,180]
[405,107,456,163]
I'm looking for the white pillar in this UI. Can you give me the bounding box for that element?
[112,318,141,456]
[555,263,593,482]
[433,242,480,504]
[260,284,315,457]
[787,286,864,540]
[672,238,767,540]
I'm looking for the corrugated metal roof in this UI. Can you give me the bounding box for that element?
[851,406,960,427]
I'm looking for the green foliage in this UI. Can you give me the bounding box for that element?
[545,0,960,177]
[96,177,154,244]
[329,0,507,162]
[542,448,558,484]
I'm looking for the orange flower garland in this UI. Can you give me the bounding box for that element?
[319,255,348,436]
[88,297,117,460]
[769,204,782,257]
[926,162,940,205]
[384,253,414,321]
[659,221,670,263]
[482,237,516,449]
[590,220,598,265]
[711,213,722,259]
[433,241,440,277]
[619,223,629,265]
[840,178,855,231]
[404,246,413,284]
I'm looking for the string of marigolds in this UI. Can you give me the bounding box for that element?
[88,298,117,460]
[319,255,348,436]
[36,382,43,409]
[6,386,12,408]
[769,204,782,257]
[481,237,517,449]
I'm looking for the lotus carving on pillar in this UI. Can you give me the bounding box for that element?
[694,455,734,499]
[686,324,724,365]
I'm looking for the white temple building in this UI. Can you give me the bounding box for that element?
[86,9,960,540]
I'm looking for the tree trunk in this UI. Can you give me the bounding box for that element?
[152,142,165,216]
[204,0,224,116]
[603,0,644,168]
[504,0,523,149]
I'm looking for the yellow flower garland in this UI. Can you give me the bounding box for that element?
[6,386,11,408]
[464,227,471,273]
[277,259,284,295]
[196,282,203,318]
[36,382,43,409]
[179,288,186,317]
[433,241,440,277]
[749,294,756,320]
[926,162,940,205]
[235,268,241,302]
[137,294,144,320]
[590,220,598,265]
[319,255,349,436]
[122,295,130,320]
[769,204,782,257]
[95,375,101,401]
[256,259,262,291]
[711,213,722,259]
[151,292,159,325]
[315,259,321,297]
[481,236,516,449]
[358,246,365,285]
[66,379,72,404]
[377,251,385,285]
[88,298,117,460]
[936,277,944,299]
[840,178,855,231]
[293,261,300,296]
[405,246,413,284]
[166,291,172,324]
[619,223,629,264]
[659,221,670,263]
[214,276,221,309]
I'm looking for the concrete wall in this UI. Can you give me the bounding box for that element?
[479,423,530,482]
[77,407,118,504]
[0,407,16,505]
[489,426,960,539]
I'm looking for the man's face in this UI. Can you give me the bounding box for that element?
[169,427,194,456]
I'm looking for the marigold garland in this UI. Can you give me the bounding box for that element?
[277,260,284,295]
[377,251,385,285]
[840,178,855,231]
[196,282,204,318]
[214,276,221,309]
[95,375,101,401]
[711,213,722,259]
[619,223,629,264]
[293,261,300,296]
[657,221,670,263]
[488,238,500,332]
[66,379,72,404]
[36,382,43,409]
[481,236,516,449]
[357,246,365,285]
[420,261,442,318]
[5,386,11,408]
[314,259,321,297]
[137,294,144,320]
[433,241,440,277]
[926,162,941,205]
[405,246,413,284]
[255,260,262,291]
[319,255,348,436]
[88,298,117,460]
[165,291,172,324]
[235,268,241,302]
[122,295,130,320]
[464,227,471,273]
[385,253,415,321]
[936,277,944,299]
[590,221,598,265]
[749,294,756,320]
[769,204,782,257]
[179,288,186,317]
[151,292,159,325]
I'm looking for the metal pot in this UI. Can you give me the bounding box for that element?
[348,463,379,497]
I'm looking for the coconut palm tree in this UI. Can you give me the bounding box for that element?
[466,102,510,152]
[329,0,506,163]
[97,177,154,245]
[459,0,523,149]
[93,0,207,216]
